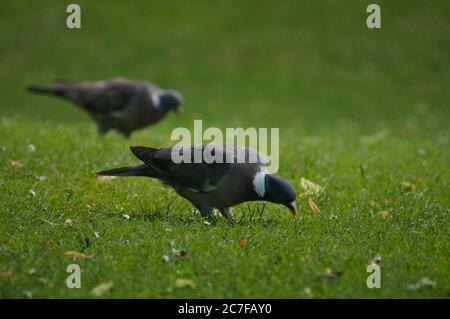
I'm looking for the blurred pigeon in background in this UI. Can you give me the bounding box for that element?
[97,144,297,220]
[27,78,183,137]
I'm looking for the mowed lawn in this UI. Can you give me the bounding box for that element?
[0,0,449,298]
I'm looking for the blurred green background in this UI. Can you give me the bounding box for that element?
[0,0,449,298]
[2,0,449,131]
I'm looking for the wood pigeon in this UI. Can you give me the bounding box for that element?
[27,78,183,137]
[97,144,297,220]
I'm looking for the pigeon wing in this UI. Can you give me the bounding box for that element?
[131,145,235,193]
[79,81,141,113]
[65,78,157,114]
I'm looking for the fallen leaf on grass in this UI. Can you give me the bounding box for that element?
[239,239,246,248]
[299,178,323,196]
[401,182,416,191]
[64,251,91,259]
[174,278,196,289]
[0,271,13,279]
[64,219,73,225]
[122,214,131,220]
[86,203,96,210]
[415,176,426,184]
[29,189,36,198]
[307,197,320,213]
[371,200,392,208]
[91,281,113,297]
[11,160,23,168]
[97,175,117,183]
[378,210,391,220]
[407,277,435,290]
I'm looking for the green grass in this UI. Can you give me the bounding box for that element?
[0,0,449,298]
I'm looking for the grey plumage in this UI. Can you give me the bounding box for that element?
[97,144,297,220]
[27,78,183,137]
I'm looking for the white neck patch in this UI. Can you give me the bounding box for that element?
[253,169,268,198]
[151,93,161,109]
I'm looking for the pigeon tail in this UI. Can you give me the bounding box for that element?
[129,146,168,177]
[130,146,159,158]
[27,85,64,96]
[96,165,151,177]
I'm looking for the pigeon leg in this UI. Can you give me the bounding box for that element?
[198,207,213,218]
[219,207,236,222]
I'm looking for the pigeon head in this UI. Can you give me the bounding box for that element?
[159,90,183,115]
[254,173,297,215]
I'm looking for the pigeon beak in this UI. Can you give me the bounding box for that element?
[287,201,297,215]
[175,107,183,116]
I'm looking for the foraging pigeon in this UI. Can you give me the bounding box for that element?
[97,144,297,220]
[27,78,183,137]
